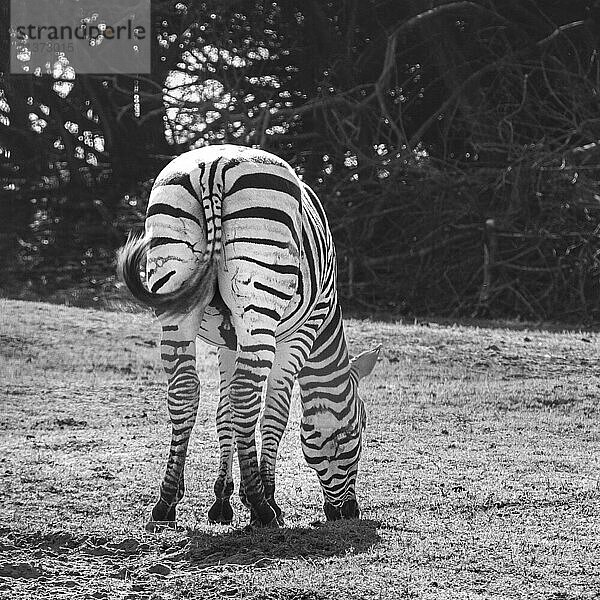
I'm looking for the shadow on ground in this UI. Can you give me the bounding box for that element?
[186,519,381,565]
[0,520,381,579]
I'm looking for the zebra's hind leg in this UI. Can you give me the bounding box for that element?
[208,347,236,525]
[147,308,204,532]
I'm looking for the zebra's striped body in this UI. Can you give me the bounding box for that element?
[118,145,380,528]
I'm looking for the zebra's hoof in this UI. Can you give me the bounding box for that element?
[249,501,278,528]
[324,502,341,521]
[341,498,360,519]
[323,498,360,521]
[151,498,176,521]
[145,520,177,533]
[207,498,234,525]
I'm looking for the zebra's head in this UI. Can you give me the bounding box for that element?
[320,344,381,521]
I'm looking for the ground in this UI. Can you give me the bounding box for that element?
[0,298,599,600]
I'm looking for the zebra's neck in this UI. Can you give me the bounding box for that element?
[302,300,362,421]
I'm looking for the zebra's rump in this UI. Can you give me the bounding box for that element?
[122,145,334,344]
[196,180,332,349]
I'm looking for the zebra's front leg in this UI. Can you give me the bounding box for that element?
[259,339,306,526]
[208,347,236,525]
[259,387,292,527]
[230,340,279,528]
[147,309,203,531]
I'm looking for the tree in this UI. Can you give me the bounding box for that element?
[2,0,600,318]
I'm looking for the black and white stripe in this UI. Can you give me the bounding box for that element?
[118,144,380,528]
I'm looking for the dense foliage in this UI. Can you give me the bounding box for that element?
[2,0,600,320]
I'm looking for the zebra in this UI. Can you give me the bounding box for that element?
[117,144,380,529]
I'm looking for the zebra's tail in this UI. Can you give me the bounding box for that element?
[116,230,217,317]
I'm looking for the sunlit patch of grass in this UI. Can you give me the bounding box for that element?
[1,299,599,599]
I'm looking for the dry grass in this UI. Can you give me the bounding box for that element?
[1,298,599,599]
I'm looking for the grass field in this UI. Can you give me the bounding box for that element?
[1,298,599,599]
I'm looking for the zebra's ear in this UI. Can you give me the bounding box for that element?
[351,344,382,380]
